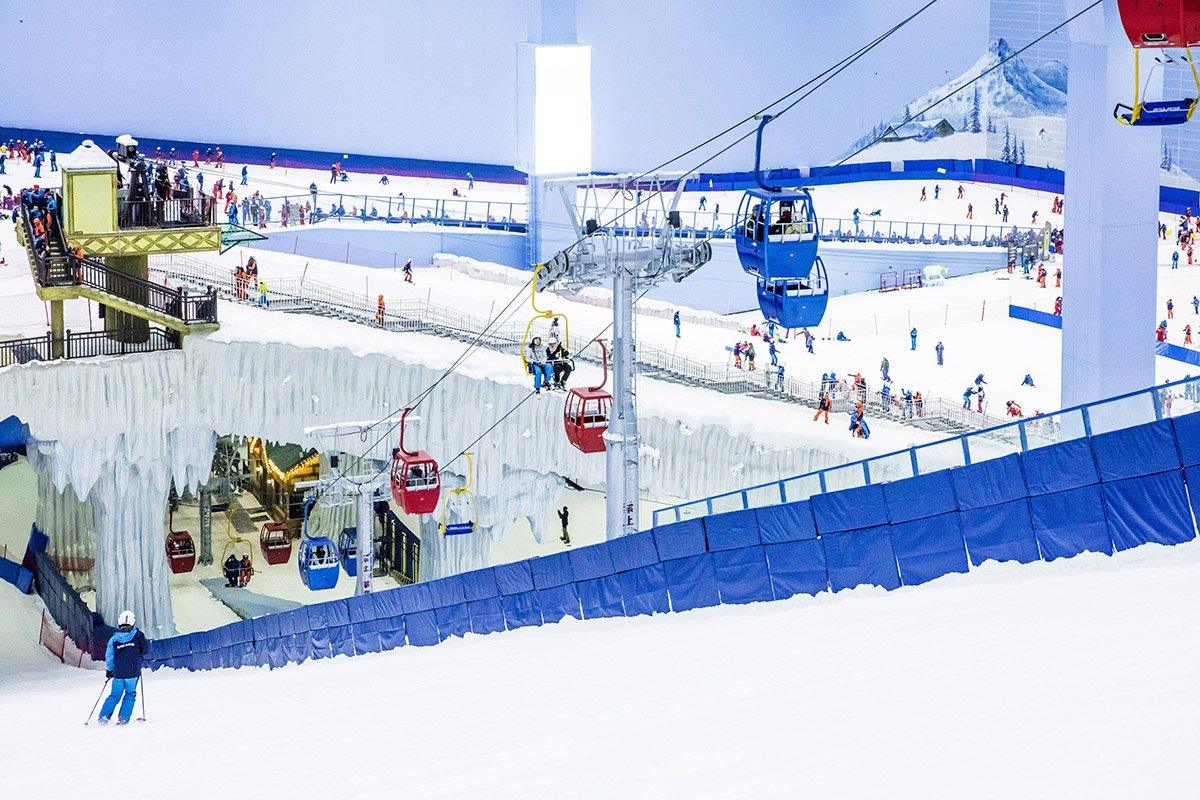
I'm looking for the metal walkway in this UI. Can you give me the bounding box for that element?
[152,255,1007,435]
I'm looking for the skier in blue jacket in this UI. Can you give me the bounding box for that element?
[99,610,148,725]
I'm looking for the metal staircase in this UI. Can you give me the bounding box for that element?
[18,203,219,334]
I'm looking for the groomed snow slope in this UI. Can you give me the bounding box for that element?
[4,541,1200,798]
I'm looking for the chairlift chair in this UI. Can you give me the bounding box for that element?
[1114,1,1200,126]
[440,452,478,536]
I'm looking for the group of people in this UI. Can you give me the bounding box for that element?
[1,138,53,176]
[18,186,62,272]
[222,553,254,588]
[526,319,573,393]
[234,256,267,306]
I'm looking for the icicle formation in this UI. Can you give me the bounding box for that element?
[0,335,857,626]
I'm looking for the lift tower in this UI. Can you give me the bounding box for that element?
[537,172,712,538]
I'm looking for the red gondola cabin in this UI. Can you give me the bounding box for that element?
[389,407,441,515]
[564,340,612,453]
[165,530,196,574]
[259,521,293,566]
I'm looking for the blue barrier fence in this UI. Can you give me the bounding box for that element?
[141,407,1200,672]
[25,526,113,661]
[0,554,33,594]
[1158,342,1200,367]
[1008,303,1062,329]
[654,374,1200,525]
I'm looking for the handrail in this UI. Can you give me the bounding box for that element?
[0,327,181,367]
[153,254,1006,437]
[651,374,1200,526]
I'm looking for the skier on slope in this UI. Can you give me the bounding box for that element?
[935,340,945,366]
[97,610,148,726]
[909,327,918,351]
[673,309,681,338]
[1193,295,1199,315]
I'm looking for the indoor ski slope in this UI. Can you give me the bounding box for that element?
[2,540,1199,798]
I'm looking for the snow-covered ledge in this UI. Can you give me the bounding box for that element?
[0,306,932,632]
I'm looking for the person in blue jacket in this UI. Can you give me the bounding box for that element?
[240,165,248,186]
[99,610,148,725]
[49,150,56,171]
[910,326,918,351]
[673,309,681,338]
[33,151,43,178]
[935,340,945,366]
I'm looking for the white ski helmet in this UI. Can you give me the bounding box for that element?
[117,610,136,627]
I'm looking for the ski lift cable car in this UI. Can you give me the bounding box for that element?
[338,526,359,577]
[735,114,830,329]
[520,261,570,373]
[564,339,613,454]
[165,509,196,575]
[440,451,478,537]
[259,521,292,566]
[1114,1,1200,126]
[297,495,340,591]
[734,114,821,283]
[389,407,441,515]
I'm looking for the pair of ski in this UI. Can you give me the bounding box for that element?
[82,676,149,727]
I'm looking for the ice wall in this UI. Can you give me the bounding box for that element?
[32,467,95,587]
[0,336,861,630]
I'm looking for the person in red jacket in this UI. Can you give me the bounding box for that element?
[1186,324,1193,345]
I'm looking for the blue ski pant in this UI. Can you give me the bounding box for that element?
[100,677,139,723]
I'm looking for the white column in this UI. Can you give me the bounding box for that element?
[1061,0,1163,406]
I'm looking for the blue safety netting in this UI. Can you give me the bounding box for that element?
[653,518,708,560]
[755,500,817,543]
[531,552,575,589]
[662,553,720,612]
[428,575,466,607]
[890,513,969,586]
[434,602,471,641]
[461,567,501,601]
[405,611,439,646]
[822,526,901,591]
[577,575,625,619]
[1102,471,1197,550]
[1176,415,1200,467]
[951,453,1028,509]
[1021,439,1099,495]
[617,563,670,616]
[568,542,616,581]
[712,546,774,604]
[811,483,888,533]
[1029,485,1114,560]
[764,540,829,598]
[0,556,33,593]
[703,508,761,551]
[493,560,535,595]
[884,469,958,524]
[500,591,543,629]
[0,415,28,454]
[467,598,505,635]
[537,584,583,623]
[1091,420,1180,480]
[608,531,660,572]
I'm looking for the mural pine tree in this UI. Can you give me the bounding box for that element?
[970,86,982,133]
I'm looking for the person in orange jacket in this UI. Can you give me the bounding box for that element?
[813,392,832,424]
[376,294,386,326]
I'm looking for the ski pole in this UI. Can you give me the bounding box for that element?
[84,678,110,727]
[137,675,148,722]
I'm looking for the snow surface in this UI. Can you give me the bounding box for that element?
[5,541,1200,797]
